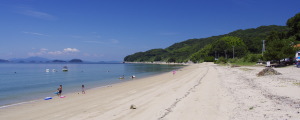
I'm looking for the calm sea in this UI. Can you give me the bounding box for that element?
[0,63,182,107]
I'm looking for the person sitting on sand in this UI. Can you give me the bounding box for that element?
[82,84,85,94]
[55,88,59,96]
[172,70,176,75]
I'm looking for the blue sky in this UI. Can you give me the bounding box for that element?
[0,0,299,61]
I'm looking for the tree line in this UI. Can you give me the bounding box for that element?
[124,13,300,63]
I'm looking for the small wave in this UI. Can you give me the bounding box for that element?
[0,100,38,109]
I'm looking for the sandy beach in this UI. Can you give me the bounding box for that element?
[1,63,300,120]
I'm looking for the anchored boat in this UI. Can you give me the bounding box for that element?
[62,66,68,72]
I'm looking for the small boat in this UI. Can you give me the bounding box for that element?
[62,66,68,72]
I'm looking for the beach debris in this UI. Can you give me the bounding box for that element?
[231,65,240,68]
[44,97,52,100]
[257,67,282,77]
[239,68,253,71]
[293,82,300,86]
[130,104,137,109]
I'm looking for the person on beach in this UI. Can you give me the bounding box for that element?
[82,84,85,94]
[58,85,62,97]
[55,88,59,95]
[119,75,125,79]
[297,60,300,68]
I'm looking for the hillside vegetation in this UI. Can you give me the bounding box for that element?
[124,25,287,63]
[124,13,300,63]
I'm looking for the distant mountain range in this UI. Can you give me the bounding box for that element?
[0,56,122,64]
[8,56,51,63]
[0,59,9,63]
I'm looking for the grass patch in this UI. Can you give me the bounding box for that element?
[293,83,300,86]
[231,62,257,66]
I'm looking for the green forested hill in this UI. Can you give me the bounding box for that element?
[124,25,288,63]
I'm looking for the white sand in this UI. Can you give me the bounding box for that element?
[1,63,299,120]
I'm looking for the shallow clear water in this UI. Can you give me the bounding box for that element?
[0,63,182,106]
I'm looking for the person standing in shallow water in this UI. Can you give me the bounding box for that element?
[58,85,62,97]
[82,85,85,94]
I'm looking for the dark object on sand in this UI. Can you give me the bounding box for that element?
[130,104,137,109]
[231,65,240,68]
[257,67,282,77]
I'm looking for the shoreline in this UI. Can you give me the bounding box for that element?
[0,67,182,109]
[124,61,193,65]
[0,63,182,109]
[1,63,300,120]
[0,63,186,108]
[0,63,195,119]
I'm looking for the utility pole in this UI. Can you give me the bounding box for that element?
[224,50,227,59]
[232,46,235,58]
[215,51,217,60]
[262,40,265,56]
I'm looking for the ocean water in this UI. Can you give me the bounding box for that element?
[0,63,183,107]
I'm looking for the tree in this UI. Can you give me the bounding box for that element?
[212,36,248,58]
[287,12,300,40]
[167,57,176,63]
[190,44,213,63]
[124,26,287,62]
[263,31,295,62]
[154,56,162,61]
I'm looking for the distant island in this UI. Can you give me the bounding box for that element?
[52,60,67,63]
[0,57,85,63]
[0,59,9,63]
[0,57,122,64]
[52,59,83,63]
[69,59,83,63]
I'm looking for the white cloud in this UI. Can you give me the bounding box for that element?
[83,40,105,44]
[48,51,64,55]
[21,9,56,20]
[63,48,79,52]
[28,48,48,56]
[40,48,48,51]
[110,39,120,44]
[23,32,49,36]
[28,48,80,56]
